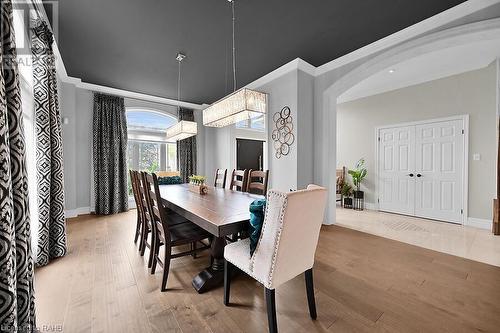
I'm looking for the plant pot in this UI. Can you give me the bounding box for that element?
[353,190,364,211]
[343,197,353,209]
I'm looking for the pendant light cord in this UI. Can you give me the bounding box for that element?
[177,57,181,118]
[231,0,236,91]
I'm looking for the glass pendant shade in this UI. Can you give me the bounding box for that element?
[166,120,197,141]
[203,88,267,127]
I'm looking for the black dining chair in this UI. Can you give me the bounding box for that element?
[142,172,211,291]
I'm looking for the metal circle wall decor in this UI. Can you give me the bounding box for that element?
[272,106,294,159]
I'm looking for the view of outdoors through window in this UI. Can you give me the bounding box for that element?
[236,114,265,131]
[126,110,178,195]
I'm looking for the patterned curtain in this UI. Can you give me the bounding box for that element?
[176,108,197,182]
[0,0,36,331]
[92,93,128,215]
[32,20,67,267]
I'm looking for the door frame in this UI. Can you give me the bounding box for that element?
[374,114,469,224]
[234,137,267,172]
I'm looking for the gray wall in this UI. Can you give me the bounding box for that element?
[201,69,315,193]
[60,84,195,214]
[337,63,497,220]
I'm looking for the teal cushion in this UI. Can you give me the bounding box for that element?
[157,176,182,185]
[249,199,266,255]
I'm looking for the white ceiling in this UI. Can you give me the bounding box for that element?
[338,38,500,104]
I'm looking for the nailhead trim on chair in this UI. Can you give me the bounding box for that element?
[249,190,288,288]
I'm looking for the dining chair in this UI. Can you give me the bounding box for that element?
[223,185,328,333]
[214,168,228,188]
[142,172,211,291]
[246,169,269,195]
[229,169,248,192]
[136,171,189,268]
[336,166,346,206]
[129,170,144,249]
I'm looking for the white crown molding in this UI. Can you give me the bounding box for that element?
[31,1,204,110]
[244,58,316,90]
[34,0,497,110]
[315,0,500,76]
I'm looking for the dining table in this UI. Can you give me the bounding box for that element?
[159,183,263,293]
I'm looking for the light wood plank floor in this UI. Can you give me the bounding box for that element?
[35,210,500,332]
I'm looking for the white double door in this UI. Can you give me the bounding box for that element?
[378,118,465,224]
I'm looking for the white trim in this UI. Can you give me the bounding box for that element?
[245,58,315,90]
[65,206,91,219]
[374,115,469,225]
[466,217,492,230]
[76,81,204,110]
[316,0,500,76]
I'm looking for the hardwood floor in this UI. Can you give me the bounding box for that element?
[35,210,500,332]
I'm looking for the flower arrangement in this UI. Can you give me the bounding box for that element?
[189,175,206,185]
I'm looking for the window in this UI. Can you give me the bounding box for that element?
[126,109,177,195]
[236,114,265,131]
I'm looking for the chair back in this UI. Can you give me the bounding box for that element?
[141,172,171,247]
[229,169,248,192]
[130,170,146,221]
[246,169,269,195]
[250,185,327,289]
[336,167,346,193]
[214,168,228,188]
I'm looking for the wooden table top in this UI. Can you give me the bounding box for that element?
[159,184,263,237]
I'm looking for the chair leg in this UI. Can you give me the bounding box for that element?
[139,226,148,257]
[191,241,197,259]
[224,260,232,306]
[148,232,156,270]
[265,288,278,333]
[134,215,141,244]
[161,245,172,292]
[305,268,317,320]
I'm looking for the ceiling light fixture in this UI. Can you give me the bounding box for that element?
[166,53,198,141]
[202,0,267,128]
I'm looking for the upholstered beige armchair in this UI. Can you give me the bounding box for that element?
[223,185,328,333]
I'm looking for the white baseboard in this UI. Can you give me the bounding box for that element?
[465,217,492,230]
[65,206,91,219]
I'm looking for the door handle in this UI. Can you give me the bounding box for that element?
[408,173,414,177]
[416,173,422,178]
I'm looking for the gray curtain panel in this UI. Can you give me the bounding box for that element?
[176,108,197,182]
[0,0,36,331]
[92,93,128,214]
[32,20,67,267]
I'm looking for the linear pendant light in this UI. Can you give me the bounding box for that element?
[166,53,198,141]
[203,0,267,128]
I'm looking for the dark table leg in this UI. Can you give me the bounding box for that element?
[192,236,226,293]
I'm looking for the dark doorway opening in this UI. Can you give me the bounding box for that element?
[236,139,264,171]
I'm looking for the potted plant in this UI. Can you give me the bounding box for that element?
[188,175,208,194]
[348,158,367,210]
[341,182,353,208]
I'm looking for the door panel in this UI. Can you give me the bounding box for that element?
[414,119,463,223]
[378,126,415,215]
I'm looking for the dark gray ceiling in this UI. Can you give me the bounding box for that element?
[45,0,467,104]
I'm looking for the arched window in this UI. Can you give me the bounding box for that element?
[126,109,178,178]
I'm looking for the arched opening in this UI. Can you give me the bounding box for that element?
[126,109,178,194]
[328,19,500,235]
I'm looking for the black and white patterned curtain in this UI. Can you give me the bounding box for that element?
[32,20,67,267]
[177,108,197,182]
[0,0,36,331]
[92,93,128,215]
